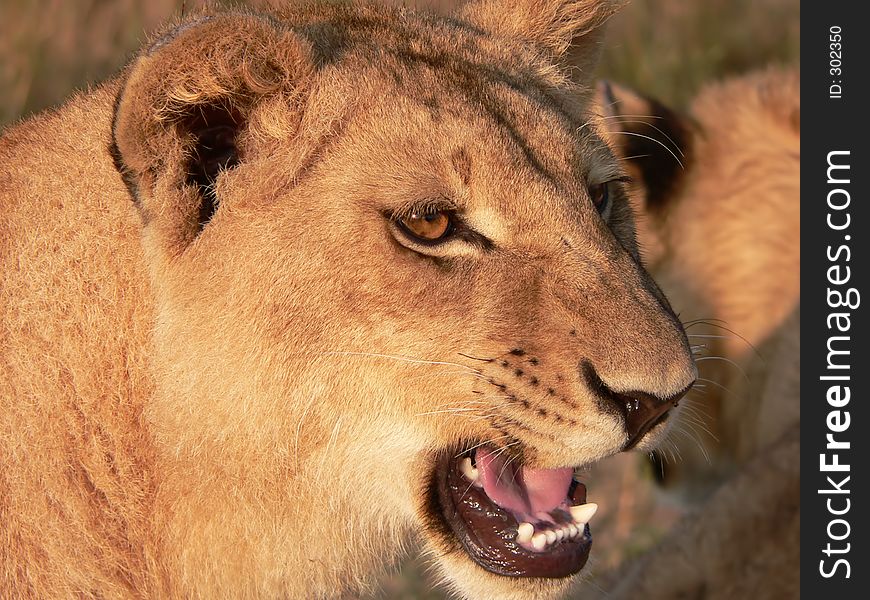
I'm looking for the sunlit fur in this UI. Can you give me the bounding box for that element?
[0,1,696,598]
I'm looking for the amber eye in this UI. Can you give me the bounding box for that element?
[588,182,611,215]
[398,210,453,242]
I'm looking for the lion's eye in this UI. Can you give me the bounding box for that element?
[398,211,452,242]
[588,182,611,215]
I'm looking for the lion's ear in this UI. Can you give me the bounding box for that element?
[111,14,313,251]
[595,80,694,212]
[461,0,623,86]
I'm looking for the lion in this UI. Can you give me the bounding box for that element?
[0,2,699,598]
[595,68,800,498]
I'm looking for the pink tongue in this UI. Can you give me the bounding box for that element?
[475,447,574,517]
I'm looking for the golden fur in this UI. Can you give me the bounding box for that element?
[1,2,697,598]
[598,68,800,496]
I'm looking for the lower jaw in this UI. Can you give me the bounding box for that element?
[429,451,592,579]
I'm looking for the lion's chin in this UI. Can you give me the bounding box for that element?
[428,550,579,600]
[419,444,597,596]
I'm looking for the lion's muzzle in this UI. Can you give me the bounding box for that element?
[580,360,695,449]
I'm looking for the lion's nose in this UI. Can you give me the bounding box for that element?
[580,361,694,449]
[612,385,693,449]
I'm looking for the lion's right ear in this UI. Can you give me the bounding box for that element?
[111,14,313,252]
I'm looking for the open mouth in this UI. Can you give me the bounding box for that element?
[429,445,596,578]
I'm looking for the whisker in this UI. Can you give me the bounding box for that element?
[318,351,479,373]
[677,411,718,441]
[579,111,668,135]
[601,118,686,158]
[695,376,739,398]
[679,401,715,423]
[661,438,681,465]
[497,452,522,486]
[457,352,495,363]
[672,426,712,465]
[402,368,489,386]
[455,435,513,458]
[317,416,344,478]
[293,396,317,471]
[455,438,519,504]
[665,441,680,465]
[682,317,730,327]
[677,405,716,432]
[606,131,685,169]
[694,355,752,383]
[650,450,666,480]
[489,441,521,464]
[415,407,481,417]
[682,321,765,363]
[457,477,479,505]
[597,112,666,121]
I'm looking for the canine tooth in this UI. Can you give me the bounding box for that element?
[460,457,480,482]
[517,522,534,544]
[569,502,598,524]
[532,533,547,550]
[545,530,557,544]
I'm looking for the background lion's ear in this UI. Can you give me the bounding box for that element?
[596,80,694,213]
[460,0,624,86]
[111,14,313,251]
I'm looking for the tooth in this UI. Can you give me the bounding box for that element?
[569,502,598,524]
[460,457,479,482]
[545,530,557,544]
[532,533,547,550]
[517,522,534,544]
[568,524,579,538]
[555,528,564,541]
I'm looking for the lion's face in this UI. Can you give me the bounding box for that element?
[112,2,696,597]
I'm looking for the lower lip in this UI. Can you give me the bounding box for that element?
[432,453,592,578]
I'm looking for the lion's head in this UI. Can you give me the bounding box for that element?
[108,1,696,596]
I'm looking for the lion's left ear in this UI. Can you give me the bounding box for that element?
[461,0,624,85]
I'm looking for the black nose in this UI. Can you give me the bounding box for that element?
[580,361,694,449]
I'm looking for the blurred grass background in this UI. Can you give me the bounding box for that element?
[600,0,799,107]
[0,0,798,597]
[1,0,799,126]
